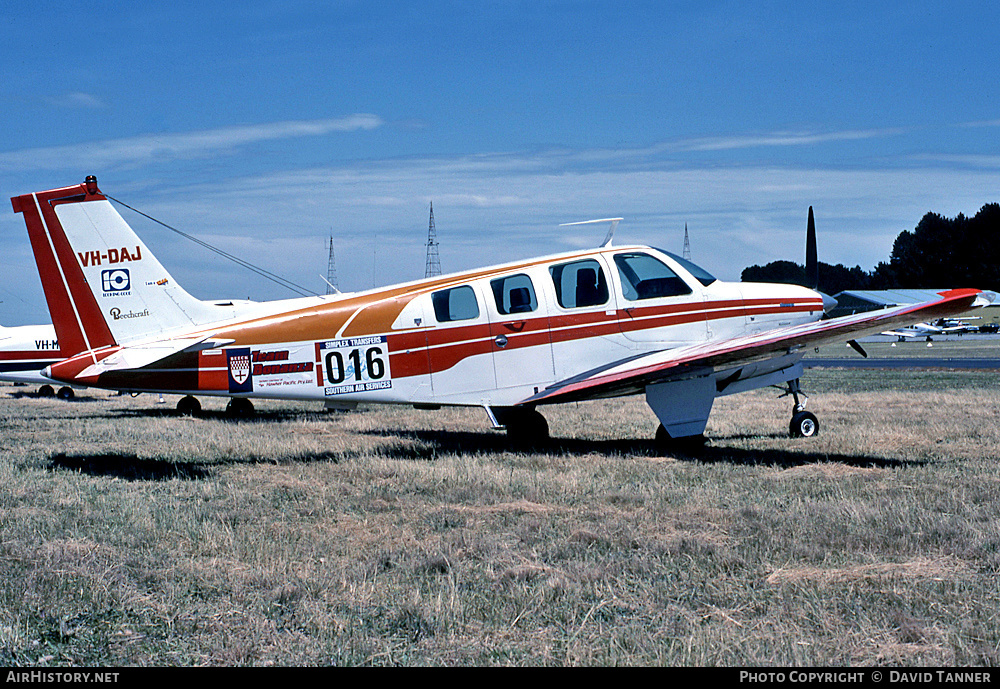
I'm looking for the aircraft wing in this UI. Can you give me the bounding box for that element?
[521,288,989,406]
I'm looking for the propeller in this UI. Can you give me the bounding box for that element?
[806,206,818,291]
[805,206,839,315]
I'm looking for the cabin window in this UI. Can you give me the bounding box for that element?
[431,285,480,322]
[614,252,693,300]
[490,274,538,315]
[549,259,609,308]
[654,248,718,286]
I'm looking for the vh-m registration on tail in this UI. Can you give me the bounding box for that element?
[11,177,990,446]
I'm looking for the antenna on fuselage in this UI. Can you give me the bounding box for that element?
[560,217,623,248]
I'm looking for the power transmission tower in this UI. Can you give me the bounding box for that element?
[682,223,692,261]
[424,202,441,278]
[325,234,339,294]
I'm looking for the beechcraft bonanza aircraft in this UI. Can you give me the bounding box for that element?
[10,177,992,445]
[0,322,76,397]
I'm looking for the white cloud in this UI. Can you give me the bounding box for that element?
[676,128,908,152]
[44,92,106,109]
[0,114,384,172]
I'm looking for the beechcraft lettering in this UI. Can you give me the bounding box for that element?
[109,307,148,321]
[77,246,142,267]
[10,178,993,445]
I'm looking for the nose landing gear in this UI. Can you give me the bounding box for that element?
[782,378,819,438]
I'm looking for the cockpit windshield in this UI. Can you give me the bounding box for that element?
[655,249,718,287]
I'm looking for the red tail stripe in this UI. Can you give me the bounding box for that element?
[11,184,116,358]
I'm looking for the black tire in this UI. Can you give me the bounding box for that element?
[57,387,75,400]
[655,424,706,455]
[38,385,55,397]
[789,411,819,438]
[177,395,202,417]
[496,406,549,446]
[226,397,255,419]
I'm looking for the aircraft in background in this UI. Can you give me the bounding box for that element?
[10,177,991,445]
[883,316,983,341]
[0,322,76,398]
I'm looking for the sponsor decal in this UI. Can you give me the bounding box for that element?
[102,269,131,293]
[109,307,149,320]
[226,348,253,393]
[78,246,143,267]
[250,349,314,376]
[315,336,392,396]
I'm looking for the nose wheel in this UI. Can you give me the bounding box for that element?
[790,410,819,438]
[781,379,820,438]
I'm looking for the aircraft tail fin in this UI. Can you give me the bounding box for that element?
[11,177,225,358]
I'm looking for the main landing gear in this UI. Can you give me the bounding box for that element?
[782,378,819,438]
[225,397,255,418]
[176,395,202,416]
[37,384,74,399]
[492,406,549,446]
[655,424,707,454]
[176,395,256,418]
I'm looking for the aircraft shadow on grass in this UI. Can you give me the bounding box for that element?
[45,420,919,482]
[361,428,920,469]
[48,452,215,481]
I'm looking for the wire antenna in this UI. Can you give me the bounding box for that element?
[106,195,316,297]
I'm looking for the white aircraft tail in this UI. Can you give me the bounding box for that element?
[12,177,228,357]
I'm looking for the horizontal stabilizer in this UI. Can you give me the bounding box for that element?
[49,334,233,383]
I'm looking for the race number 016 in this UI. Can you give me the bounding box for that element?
[324,343,387,385]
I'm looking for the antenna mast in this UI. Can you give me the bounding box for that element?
[682,223,692,261]
[325,233,339,294]
[424,202,441,278]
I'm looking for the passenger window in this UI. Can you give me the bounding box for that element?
[549,259,609,308]
[614,252,692,300]
[432,285,480,322]
[491,274,538,315]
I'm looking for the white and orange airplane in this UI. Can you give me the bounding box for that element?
[10,177,991,445]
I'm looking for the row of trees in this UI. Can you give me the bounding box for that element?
[741,203,1000,293]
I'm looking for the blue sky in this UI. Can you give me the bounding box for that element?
[2,0,999,325]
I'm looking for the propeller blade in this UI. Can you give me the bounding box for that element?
[806,206,818,290]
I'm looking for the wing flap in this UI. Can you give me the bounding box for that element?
[522,288,989,406]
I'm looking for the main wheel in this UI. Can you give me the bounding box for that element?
[177,395,202,417]
[226,397,255,418]
[57,386,75,400]
[497,406,549,446]
[38,384,54,397]
[789,411,819,438]
[655,424,706,455]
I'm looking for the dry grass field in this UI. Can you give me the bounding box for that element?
[1,364,999,666]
